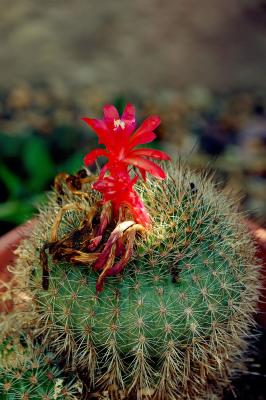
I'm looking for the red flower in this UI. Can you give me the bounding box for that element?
[93,173,151,228]
[82,104,170,180]
[82,104,171,227]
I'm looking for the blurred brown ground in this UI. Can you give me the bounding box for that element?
[0,0,266,91]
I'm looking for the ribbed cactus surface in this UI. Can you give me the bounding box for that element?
[0,335,79,400]
[12,164,259,399]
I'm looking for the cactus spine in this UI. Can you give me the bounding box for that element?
[0,334,80,400]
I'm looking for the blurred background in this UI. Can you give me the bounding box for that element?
[0,1,266,398]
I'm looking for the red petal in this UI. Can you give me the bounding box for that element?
[83,148,108,166]
[98,163,109,180]
[93,178,114,191]
[124,189,151,227]
[129,148,171,160]
[81,118,110,146]
[129,115,160,147]
[138,167,147,181]
[94,221,135,271]
[106,231,135,276]
[122,103,135,121]
[129,131,157,148]
[137,115,161,132]
[121,103,136,135]
[115,237,125,257]
[103,105,119,129]
[124,156,166,179]
[88,236,102,251]
[130,175,139,186]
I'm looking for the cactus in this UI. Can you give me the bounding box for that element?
[10,162,259,400]
[5,103,260,399]
[0,333,80,400]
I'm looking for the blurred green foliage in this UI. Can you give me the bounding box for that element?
[0,125,97,234]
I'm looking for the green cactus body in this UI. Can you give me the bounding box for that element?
[0,335,79,400]
[12,164,259,399]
